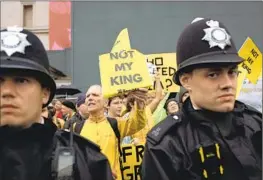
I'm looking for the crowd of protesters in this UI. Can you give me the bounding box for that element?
[1,17,261,180]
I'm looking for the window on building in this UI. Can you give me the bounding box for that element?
[23,5,33,28]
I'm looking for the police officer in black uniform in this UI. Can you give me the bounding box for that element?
[141,18,262,180]
[0,27,113,180]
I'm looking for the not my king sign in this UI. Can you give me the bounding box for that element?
[99,49,152,98]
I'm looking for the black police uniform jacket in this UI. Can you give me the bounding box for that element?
[141,98,262,180]
[0,118,113,180]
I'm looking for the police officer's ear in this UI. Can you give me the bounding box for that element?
[179,73,192,92]
[42,87,51,106]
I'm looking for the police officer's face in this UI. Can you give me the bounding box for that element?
[0,75,50,127]
[86,85,105,114]
[180,65,238,112]
[108,96,123,117]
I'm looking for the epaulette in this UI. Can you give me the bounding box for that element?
[234,101,262,132]
[147,113,182,145]
[244,103,262,118]
[235,100,261,117]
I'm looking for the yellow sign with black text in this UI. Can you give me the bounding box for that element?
[121,143,145,180]
[238,37,262,84]
[99,49,152,98]
[236,37,262,98]
[146,53,180,92]
[99,29,152,98]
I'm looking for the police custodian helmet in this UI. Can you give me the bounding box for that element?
[0,27,56,107]
[173,17,244,85]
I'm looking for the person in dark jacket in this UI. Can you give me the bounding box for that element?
[141,17,262,180]
[61,100,77,121]
[75,93,89,120]
[64,93,88,130]
[0,27,113,180]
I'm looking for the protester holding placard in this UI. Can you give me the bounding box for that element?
[73,84,148,180]
[120,73,164,145]
[147,72,165,114]
[123,102,153,146]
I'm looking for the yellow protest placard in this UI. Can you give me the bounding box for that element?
[99,28,152,98]
[146,53,180,92]
[121,144,144,180]
[100,49,152,98]
[100,28,152,98]
[238,37,262,83]
[111,28,131,52]
[236,37,262,98]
